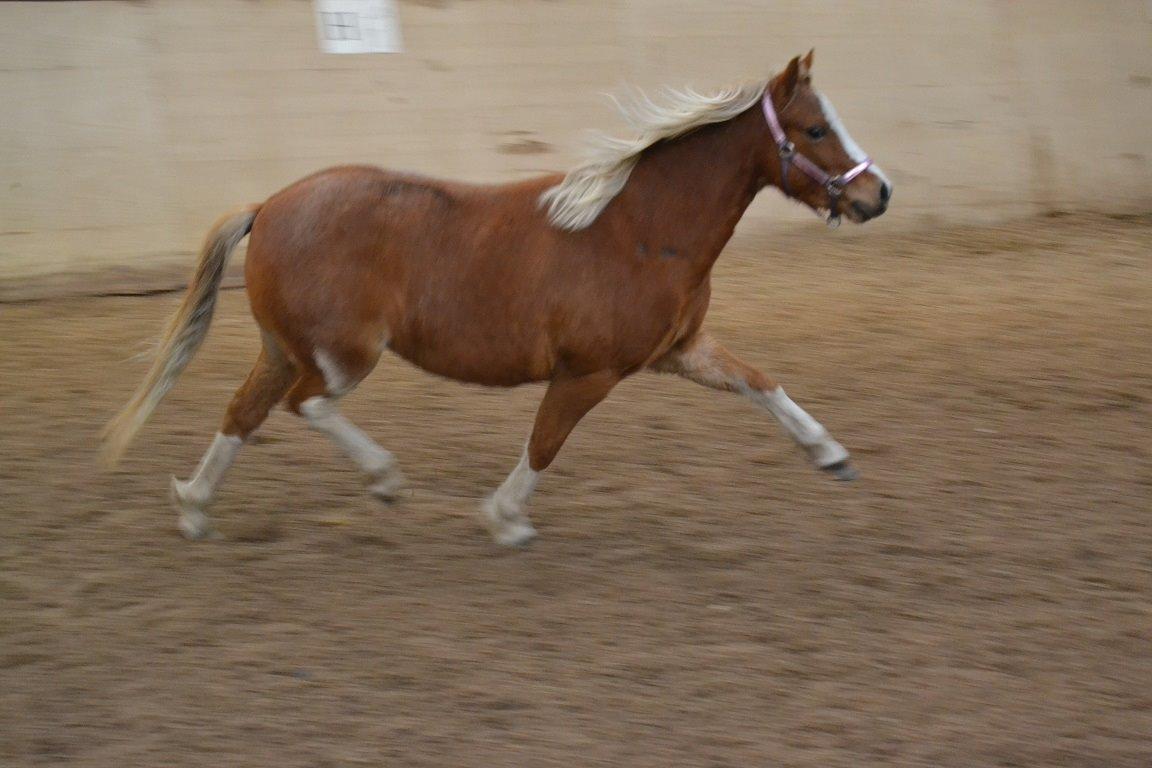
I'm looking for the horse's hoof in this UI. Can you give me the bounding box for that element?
[368,471,407,504]
[178,509,214,540]
[493,521,538,548]
[480,497,538,547]
[171,476,214,540]
[820,460,859,481]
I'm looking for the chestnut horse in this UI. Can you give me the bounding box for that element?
[103,51,891,545]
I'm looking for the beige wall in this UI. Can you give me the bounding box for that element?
[2,1,1150,286]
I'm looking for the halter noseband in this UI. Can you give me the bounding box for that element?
[760,90,872,227]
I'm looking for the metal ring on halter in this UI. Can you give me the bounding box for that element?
[778,141,797,160]
[824,177,844,228]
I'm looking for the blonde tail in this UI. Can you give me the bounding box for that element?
[100,205,260,466]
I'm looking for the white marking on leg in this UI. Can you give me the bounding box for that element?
[314,349,348,396]
[481,447,539,546]
[817,91,890,188]
[745,385,849,469]
[171,432,243,539]
[300,396,404,499]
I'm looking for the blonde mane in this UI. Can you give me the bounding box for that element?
[539,79,769,231]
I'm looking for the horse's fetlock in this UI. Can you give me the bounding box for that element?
[808,438,849,469]
[171,475,211,510]
[368,465,406,502]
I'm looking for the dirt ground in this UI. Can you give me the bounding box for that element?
[2,214,1150,767]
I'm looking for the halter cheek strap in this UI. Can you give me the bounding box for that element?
[760,90,872,219]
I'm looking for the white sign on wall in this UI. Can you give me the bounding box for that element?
[315,0,403,54]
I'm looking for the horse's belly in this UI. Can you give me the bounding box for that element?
[386,317,552,387]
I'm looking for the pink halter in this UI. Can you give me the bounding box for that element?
[760,89,872,209]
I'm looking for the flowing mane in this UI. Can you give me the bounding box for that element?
[539,79,769,231]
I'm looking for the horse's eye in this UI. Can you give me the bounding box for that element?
[806,126,827,141]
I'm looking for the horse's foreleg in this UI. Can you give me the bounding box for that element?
[482,369,620,546]
[172,339,296,539]
[651,333,856,479]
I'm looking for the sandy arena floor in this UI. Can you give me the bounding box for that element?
[2,214,1150,767]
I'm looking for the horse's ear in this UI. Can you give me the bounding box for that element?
[773,54,803,104]
[800,49,814,83]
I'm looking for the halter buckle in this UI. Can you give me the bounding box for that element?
[825,175,845,196]
[778,141,796,160]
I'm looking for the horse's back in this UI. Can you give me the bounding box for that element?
[243,164,702,388]
[244,165,578,384]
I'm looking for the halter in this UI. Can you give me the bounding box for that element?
[760,90,872,227]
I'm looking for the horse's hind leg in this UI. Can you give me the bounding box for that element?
[171,334,297,539]
[284,348,405,502]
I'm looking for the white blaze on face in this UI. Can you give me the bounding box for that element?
[816,92,891,188]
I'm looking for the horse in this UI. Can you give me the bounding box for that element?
[101,50,891,545]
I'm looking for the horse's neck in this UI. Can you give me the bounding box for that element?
[616,108,766,270]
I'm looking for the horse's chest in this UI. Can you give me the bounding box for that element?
[615,280,711,368]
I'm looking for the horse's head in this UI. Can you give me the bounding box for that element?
[760,50,891,225]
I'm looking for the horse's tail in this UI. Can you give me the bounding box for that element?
[100,204,260,467]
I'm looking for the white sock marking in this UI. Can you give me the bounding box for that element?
[483,447,540,546]
[171,432,243,538]
[175,432,242,508]
[314,349,348,396]
[745,386,849,468]
[492,449,540,512]
[300,396,395,478]
[754,386,828,446]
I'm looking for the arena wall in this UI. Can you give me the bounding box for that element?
[2,0,1149,293]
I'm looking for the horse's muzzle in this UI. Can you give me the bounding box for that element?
[847,182,891,223]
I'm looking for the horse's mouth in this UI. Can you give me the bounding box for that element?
[842,206,867,224]
[842,199,887,224]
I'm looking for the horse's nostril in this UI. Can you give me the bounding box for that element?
[879,182,892,203]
